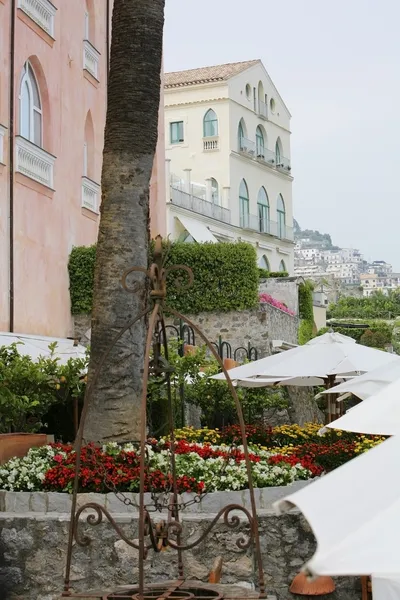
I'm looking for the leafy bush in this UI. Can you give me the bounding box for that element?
[147,342,288,433]
[298,280,314,344]
[318,321,393,348]
[0,344,87,434]
[69,241,259,315]
[328,291,400,319]
[258,269,289,279]
[68,245,96,314]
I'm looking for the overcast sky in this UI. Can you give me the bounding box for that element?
[164,0,400,268]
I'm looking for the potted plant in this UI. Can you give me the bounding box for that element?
[0,343,87,464]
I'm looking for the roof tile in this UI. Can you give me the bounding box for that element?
[165,60,260,88]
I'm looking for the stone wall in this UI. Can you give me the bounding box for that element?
[0,489,358,600]
[259,278,302,316]
[75,304,299,359]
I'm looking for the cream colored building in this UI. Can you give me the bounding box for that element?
[163,60,294,273]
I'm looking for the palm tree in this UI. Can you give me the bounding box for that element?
[84,0,165,443]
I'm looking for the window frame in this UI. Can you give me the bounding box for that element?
[19,61,42,147]
[170,120,184,144]
[239,179,250,228]
[257,187,270,233]
[256,126,264,157]
[277,194,286,238]
[210,177,219,204]
[203,109,218,138]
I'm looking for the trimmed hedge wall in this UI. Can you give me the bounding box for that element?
[258,269,289,279]
[68,242,259,315]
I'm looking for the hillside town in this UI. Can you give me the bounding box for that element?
[0,1,399,600]
[294,222,398,301]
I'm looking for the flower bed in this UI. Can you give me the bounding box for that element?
[0,424,385,494]
[259,293,295,316]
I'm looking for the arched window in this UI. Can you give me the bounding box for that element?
[256,126,264,157]
[257,187,269,233]
[19,61,42,146]
[238,119,246,151]
[259,255,270,271]
[83,111,94,179]
[279,260,287,273]
[275,138,282,165]
[203,109,218,137]
[211,177,219,204]
[277,194,286,238]
[239,179,249,228]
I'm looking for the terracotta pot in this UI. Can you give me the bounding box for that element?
[223,358,239,371]
[0,433,48,465]
[184,344,196,356]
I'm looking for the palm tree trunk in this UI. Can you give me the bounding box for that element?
[84,0,165,443]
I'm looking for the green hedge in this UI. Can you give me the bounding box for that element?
[68,245,96,314]
[258,269,289,279]
[68,241,259,315]
[317,321,393,348]
[298,280,314,345]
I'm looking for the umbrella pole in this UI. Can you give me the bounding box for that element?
[326,375,337,424]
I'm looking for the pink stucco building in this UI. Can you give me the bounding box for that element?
[0,0,165,337]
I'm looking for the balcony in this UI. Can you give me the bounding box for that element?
[203,137,219,151]
[18,0,56,37]
[256,147,276,166]
[82,176,100,212]
[83,40,100,80]
[240,213,278,236]
[239,214,294,241]
[15,136,55,188]
[258,100,268,120]
[276,155,292,174]
[239,136,256,157]
[171,187,231,225]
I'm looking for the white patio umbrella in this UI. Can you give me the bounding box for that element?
[0,332,87,366]
[321,374,400,436]
[321,359,400,402]
[212,332,398,384]
[274,434,400,600]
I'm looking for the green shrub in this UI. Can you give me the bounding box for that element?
[69,241,259,315]
[68,245,96,314]
[328,291,400,319]
[258,269,289,279]
[317,321,393,349]
[298,280,314,344]
[0,344,88,435]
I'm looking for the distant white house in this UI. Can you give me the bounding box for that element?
[163,59,294,273]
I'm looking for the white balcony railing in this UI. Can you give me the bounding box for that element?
[239,136,256,156]
[15,136,55,188]
[0,125,6,164]
[83,40,100,80]
[258,100,268,120]
[18,0,56,37]
[171,187,231,224]
[81,176,100,212]
[203,137,219,151]
[276,155,292,173]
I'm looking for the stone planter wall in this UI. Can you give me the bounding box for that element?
[0,486,359,600]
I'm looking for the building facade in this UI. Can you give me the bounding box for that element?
[0,0,165,337]
[163,60,294,273]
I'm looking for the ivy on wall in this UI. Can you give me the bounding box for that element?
[298,280,314,345]
[68,242,259,315]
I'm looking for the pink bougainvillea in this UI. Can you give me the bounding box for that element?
[259,293,295,316]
